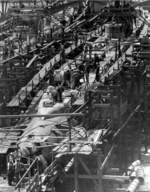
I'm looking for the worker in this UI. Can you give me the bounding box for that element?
[115,0,120,8]
[20,2,25,8]
[49,68,54,85]
[3,45,8,60]
[26,44,31,54]
[7,154,15,185]
[9,43,15,57]
[101,52,106,60]
[118,38,121,57]
[110,58,114,66]
[56,85,64,102]
[73,30,78,47]
[14,159,20,183]
[38,51,45,65]
[95,65,100,82]
[85,61,91,84]
[62,70,71,88]
[71,68,83,89]
[51,45,55,56]
[35,44,41,54]
[50,27,53,41]
[93,54,100,70]
[83,44,88,61]
[69,15,73,25]
[88,44,92,60]
[104,76,109,85]
[51,87,58,102]
[2,65,8,78]
[78,63,85,73]
[60,43,65,65]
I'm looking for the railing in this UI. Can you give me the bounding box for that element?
[26,160,58,192]
[15,157,38,191]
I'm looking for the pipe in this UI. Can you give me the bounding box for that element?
[136,166,144,183]
[127,160,141,176]
[100,145,115,171]
[130,171,136,180]
[0,113,84,119]
[113,104,141,140]
[127,178,140,192]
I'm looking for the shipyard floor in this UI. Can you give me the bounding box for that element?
[0,150,150,192]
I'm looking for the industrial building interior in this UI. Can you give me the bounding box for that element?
[0,0,150,192]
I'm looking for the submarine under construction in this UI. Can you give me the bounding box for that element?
[1,0,150,192]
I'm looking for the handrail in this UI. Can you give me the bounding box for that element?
[26,159,58,192]
[26,172,39,192]
[15,157,38,189]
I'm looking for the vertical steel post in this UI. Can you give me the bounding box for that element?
[68,118,72,151]
[74,153,79,192]
[97,149,104,192]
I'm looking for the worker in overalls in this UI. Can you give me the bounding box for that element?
[7,153,15,185]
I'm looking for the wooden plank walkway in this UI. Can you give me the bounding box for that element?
[101,21,147,82]
[7,44,75,107]
[7,26,102,108]
[1,27,102,157]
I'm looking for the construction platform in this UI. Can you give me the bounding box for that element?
[0,1,150,192]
